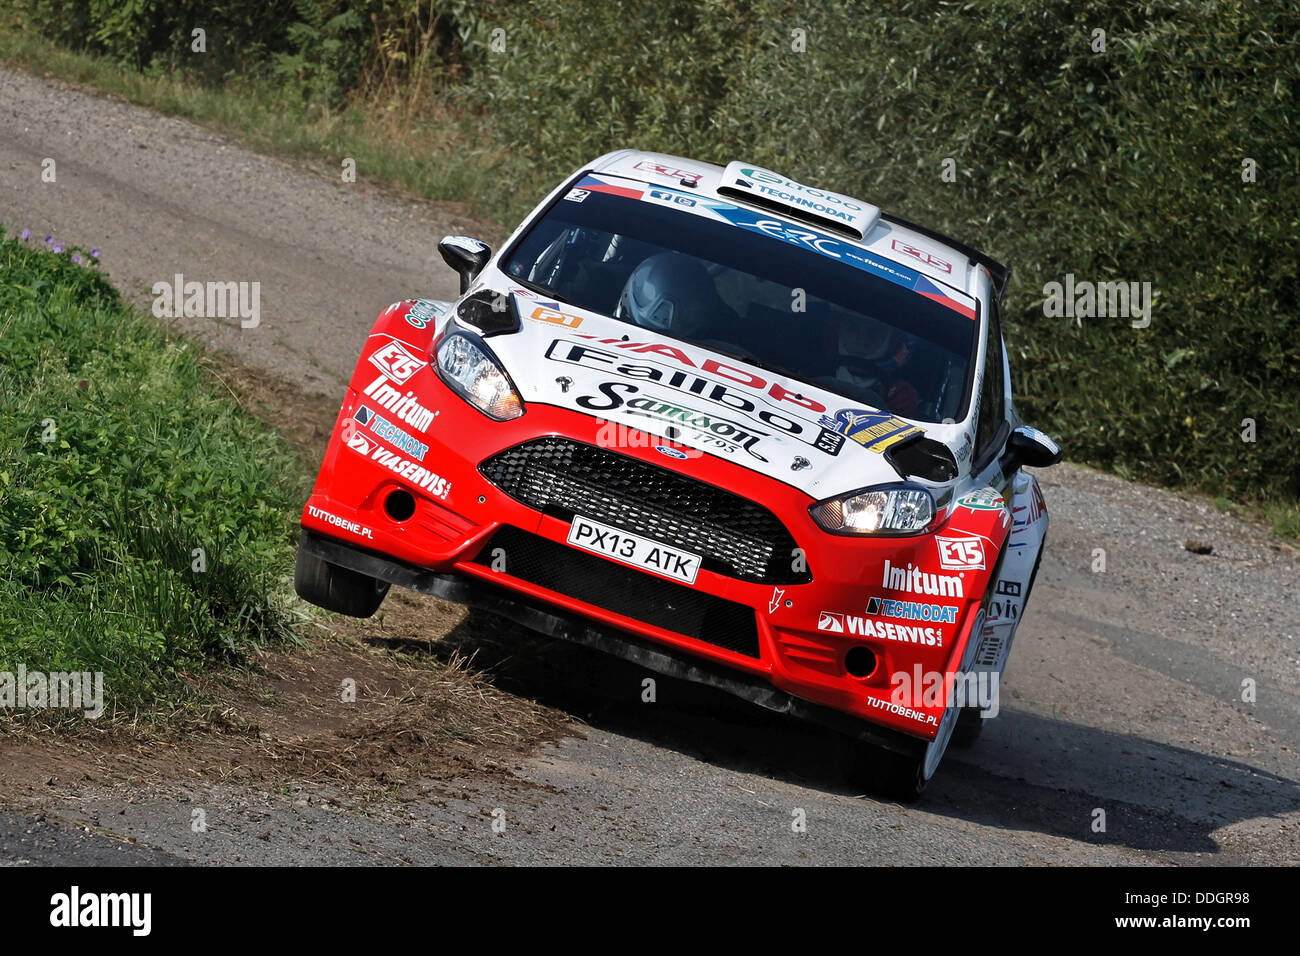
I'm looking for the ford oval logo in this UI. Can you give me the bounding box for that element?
[655,445,688,460]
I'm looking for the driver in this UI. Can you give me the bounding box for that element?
[832,313,921,417]
[616,252,716,339]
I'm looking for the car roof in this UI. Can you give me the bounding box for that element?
[587,149,1009,302]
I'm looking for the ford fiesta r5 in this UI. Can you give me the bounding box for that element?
[294,150,1062,800]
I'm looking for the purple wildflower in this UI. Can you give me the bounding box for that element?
[44,235,53,244]
[19,228,30,240]
[90,248,100,259]
[72,254,81,264]
[52,243,63,253]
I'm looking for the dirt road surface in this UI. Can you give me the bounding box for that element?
[2,66,1297,865]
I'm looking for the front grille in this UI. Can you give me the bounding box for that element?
[478,437,810,584]
[474,527,760,658]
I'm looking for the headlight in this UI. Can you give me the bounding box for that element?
[436,332,524,420]
[810,484,934,536]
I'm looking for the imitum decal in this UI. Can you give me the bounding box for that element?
[881,559,965,597]
[361,375,438,432]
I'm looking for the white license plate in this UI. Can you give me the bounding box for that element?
[566,515,701,584]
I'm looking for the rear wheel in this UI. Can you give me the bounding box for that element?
[294,545,389,618]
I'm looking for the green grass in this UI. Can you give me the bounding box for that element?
[0,229,303,720]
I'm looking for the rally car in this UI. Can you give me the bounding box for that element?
[294,150,1062,799]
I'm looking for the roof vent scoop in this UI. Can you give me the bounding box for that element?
[717,162,880,240]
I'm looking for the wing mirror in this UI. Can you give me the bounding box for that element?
[438,235,492,294]
[1003,425,1062,470]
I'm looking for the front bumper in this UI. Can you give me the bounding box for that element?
[303,389,988,742]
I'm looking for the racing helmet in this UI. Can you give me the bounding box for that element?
[617,252,714,338]
[838,312,894,363]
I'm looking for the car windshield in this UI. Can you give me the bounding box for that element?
[504,181,978,423]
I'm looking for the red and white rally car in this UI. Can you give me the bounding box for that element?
[295,150,1061,799]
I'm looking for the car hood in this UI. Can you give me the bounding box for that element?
[454,287,965,500]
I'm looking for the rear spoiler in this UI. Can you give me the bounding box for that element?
[878,213,1012,303]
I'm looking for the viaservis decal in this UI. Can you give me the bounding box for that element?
[546,340,844,457]
[581,386,772,462]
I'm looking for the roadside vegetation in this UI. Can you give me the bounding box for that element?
[0,229,303,719]
[0,0,1295,540]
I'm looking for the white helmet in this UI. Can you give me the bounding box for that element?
[617,252,713,338]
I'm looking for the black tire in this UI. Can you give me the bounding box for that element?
[294,545,389,618]
[843,743,929,802]
[950,707,985,747]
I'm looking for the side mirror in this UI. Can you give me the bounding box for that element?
[438,235,492,294]
[1003,425,1062,470]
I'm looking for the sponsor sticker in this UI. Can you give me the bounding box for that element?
[343,415,450,498]
[865,596,958,624]
[648,188,698,207]
[355,404,429,461]
[403,299,444,329]
[528,303,584,328]
[818,611,844,633]
[955,487,1006,512]
[881,558,964,597]
[936,535,986,571]
[547,340,845,460]
[633,160,702,184]
[307,504,374,540]
[368,340,425,385]
[362,374,438,432]
[817,609,944,647]
[891,239,953,274]
[820,408,923,453]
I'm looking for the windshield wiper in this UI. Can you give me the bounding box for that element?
[507,274,569,304]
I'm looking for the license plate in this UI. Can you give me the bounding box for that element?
[566,515,701,584]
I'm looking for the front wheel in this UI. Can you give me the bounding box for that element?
[294,545,389,618]
[843,744,929,802]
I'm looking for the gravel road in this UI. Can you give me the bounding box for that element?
[2,65,1297,865]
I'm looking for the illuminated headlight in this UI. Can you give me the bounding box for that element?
[436,332,524,420]
[810,485,934,536]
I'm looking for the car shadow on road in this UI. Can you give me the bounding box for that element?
[371,609,1300,858]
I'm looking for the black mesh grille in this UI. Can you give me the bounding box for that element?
[475,527,760,658]
[478,437,809,584]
